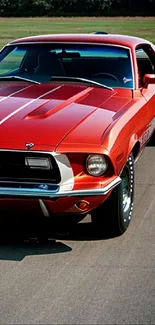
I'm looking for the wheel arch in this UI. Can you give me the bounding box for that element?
[127,134,140,162]
[130,141,140,161]
[117,137,140,176]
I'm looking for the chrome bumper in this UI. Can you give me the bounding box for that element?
[0,177,121,199]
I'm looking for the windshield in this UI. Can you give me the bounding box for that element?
[0,43,133,88]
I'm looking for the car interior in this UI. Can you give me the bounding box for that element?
[19,48,133,88]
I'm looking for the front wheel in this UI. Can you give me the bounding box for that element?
[91,154,134,236]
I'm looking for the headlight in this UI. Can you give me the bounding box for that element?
[25,157,52,170]
[86,155,108,176]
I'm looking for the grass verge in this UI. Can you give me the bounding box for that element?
[0,17,155,48]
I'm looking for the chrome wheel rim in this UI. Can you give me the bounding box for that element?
[122,169,131,214]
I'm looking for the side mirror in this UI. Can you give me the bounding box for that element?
[143,73,155,88]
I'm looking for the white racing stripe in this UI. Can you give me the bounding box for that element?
[0,85,61,125]
[54,153,74,192]
[0,85,32,103]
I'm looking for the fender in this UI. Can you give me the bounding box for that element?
[112,134,139,177]
[127,134,140,161]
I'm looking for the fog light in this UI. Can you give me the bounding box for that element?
[25,157,51,170]
[76,200,89,211]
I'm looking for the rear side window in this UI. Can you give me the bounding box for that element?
[136,48,154,86]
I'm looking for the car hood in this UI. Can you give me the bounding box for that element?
[0,81,133,151]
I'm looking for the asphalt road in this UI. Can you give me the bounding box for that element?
[0,146,155,324]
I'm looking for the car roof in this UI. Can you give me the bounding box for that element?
[9,33,152,49]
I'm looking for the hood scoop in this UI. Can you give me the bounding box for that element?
[25,86,92,119]
[25,99,63,119]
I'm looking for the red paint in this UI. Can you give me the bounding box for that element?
[10,34,152,49]
[0,33,155,216]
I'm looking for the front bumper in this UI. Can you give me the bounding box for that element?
[0,176,121,199]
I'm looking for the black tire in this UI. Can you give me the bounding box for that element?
[91,154,134,236]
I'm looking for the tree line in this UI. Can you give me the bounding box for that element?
[0,0,155,16]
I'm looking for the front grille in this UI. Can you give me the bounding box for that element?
[0,151,61,184]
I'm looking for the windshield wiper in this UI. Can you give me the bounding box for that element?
[0,75,40,85]
[51,76,113,91]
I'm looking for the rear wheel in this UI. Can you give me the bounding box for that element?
[91,154,134,236]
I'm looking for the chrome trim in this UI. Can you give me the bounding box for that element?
[0,75,40,85]
[128,48,135,90]
[0,177,121,198]
[0,149,59,154]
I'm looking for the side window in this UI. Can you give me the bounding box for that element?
[136,48,154,87]
[0,47,26,75]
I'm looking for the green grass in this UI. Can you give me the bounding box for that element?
[0,17,155,48]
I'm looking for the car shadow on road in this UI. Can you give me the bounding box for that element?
[54,221,117,242]
[1,211,117,236]
[0,213,117,261]
[0,216,73,261]
[0,240,72,261]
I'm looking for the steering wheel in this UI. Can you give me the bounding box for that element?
[92,72,119,82]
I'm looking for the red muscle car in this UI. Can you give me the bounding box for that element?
[0,33,155,236]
